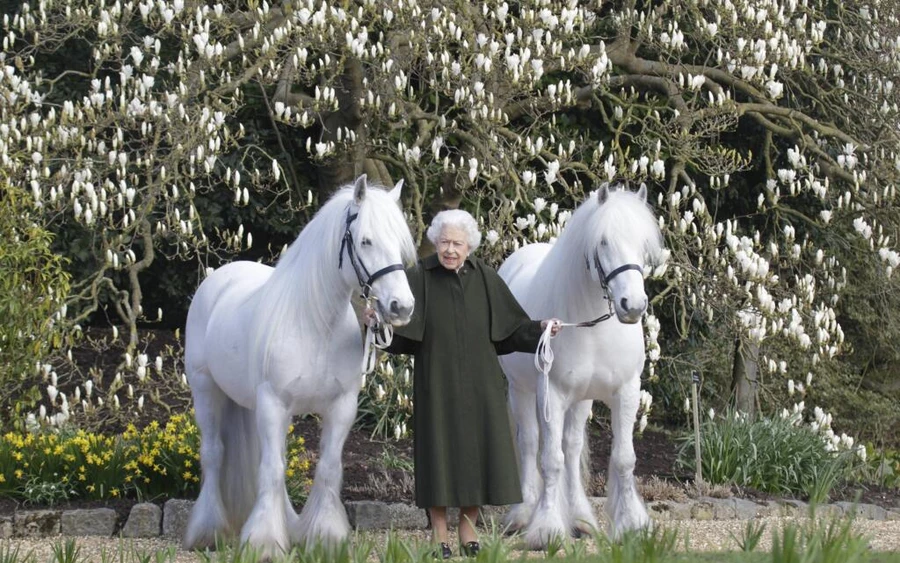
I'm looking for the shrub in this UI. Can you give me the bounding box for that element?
[0,185,73,427]
[356,355,414,441]
[677,411,859,502]
[0,412,311,504]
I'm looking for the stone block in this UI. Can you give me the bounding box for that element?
[121,503,161,537]
[698,497,736,520]
[733,498,765,520]
[14,510,61,537]
[834,502,886,520]
[0,515,12,539]
[768,499,806,518]
[386,503,428,529]
[346,500,391,530]
[163,499,194,539]
[690,500,714,521]
[647,501,692,521]
[61,508,117,537]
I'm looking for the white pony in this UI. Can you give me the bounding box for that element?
[182,175,416,558]
[498,184,664,548]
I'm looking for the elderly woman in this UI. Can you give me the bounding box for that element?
[371,209,560,558]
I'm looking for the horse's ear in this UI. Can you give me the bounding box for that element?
[353,174,368,204]
[390,178,404,202]
[597,183,610,205]
[637,183,648,202]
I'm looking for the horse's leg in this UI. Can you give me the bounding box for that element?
[606,378,651,539]
[523,385,568,550]
[183,371,231,549]
[563,400,598,536]
[294,390,355,546]
[504,384,540,533]
[240,382,291,560]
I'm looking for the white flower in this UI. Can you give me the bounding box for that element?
[486,230,500,246]
[533,197,547,214]
[707,408,715,420]
[638,414,648,433]
[545,160,560,185]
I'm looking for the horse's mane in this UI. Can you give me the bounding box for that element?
[250,183,415,375]
[534,186,663,312]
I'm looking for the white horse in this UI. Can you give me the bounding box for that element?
[498,184,664,548]
[182,175,416,558]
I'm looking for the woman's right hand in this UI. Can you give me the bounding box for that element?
[363,306,378,327]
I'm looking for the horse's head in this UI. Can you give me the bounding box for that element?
[588,184,664,324]
[341,174,416,326]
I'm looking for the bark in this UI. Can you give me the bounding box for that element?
[731,338,759,418]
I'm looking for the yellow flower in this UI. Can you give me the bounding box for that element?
[14,470,23,479]
[110,488,120,497]
[182,471,192,480]
[12,452,22,461]
[0,474,5,483]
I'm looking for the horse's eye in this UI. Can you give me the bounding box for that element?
[600,239,608,247]
[361,238,373,247]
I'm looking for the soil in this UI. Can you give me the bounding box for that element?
[7,328,900,516]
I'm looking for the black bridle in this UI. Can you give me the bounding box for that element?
[576,249,643,327]
[338,210,405,298]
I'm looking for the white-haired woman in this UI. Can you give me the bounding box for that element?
[370,209,561,558]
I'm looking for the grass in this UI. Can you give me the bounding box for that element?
[3,516,899,563]
[677,412,859,502]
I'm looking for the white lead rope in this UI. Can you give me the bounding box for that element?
[534,320,567,423]
[362,299,394,376]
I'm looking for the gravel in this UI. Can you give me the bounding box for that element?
[5,517,900,561]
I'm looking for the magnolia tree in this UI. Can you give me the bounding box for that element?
[1,0,899,438]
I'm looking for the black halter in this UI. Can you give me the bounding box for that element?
[574,249,643,327]
[338,210,405,298]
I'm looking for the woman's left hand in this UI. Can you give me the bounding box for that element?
[541,319,562,337]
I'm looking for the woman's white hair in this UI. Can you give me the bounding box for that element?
[427,209,482,251]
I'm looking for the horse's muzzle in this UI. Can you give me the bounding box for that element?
[381,298,414,326]
[615,296,647,324]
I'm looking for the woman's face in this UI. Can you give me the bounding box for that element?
[436,225,470,271]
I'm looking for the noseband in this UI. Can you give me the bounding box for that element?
[572,249,643,327]
[338,210,405,298]
[587,248,643,287]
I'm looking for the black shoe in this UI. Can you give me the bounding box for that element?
[434,542,452,560]
[461,541,480,558]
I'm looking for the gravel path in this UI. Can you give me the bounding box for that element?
[5,518,900,562]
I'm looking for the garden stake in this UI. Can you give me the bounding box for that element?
[691,370,704,489]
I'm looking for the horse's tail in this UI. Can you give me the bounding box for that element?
[220,397,260,533]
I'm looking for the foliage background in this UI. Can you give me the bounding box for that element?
[0,0,898,459]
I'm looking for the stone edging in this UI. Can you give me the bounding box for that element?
[2,497,899,540]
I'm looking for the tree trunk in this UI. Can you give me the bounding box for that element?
[317,58,367,193]
[731,338,759,418]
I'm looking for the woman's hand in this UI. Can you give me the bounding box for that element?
[541,319,562,337]
[363,306,378,327]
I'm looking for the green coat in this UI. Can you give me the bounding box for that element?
[387,253,543,508]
